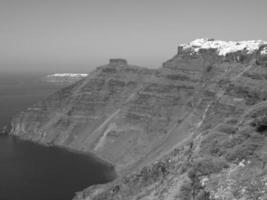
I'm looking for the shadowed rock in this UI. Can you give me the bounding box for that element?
[109,58,128,66]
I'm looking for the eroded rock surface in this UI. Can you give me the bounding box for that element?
[10,39,267,200]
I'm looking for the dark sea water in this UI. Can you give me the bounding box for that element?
[0,73,115,200]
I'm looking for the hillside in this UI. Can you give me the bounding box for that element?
[10,39,267,199]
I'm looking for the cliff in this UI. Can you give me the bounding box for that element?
[10,40,267,199]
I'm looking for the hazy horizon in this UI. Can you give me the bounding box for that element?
[1,0,267,73]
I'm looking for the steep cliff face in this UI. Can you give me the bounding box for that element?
[75,39,267,200]
[74,103,267,200]
[10,39,267,200]
[11,56,208,172]
[11,60,152,169]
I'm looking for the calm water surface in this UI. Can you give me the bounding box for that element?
[0,73,115,200]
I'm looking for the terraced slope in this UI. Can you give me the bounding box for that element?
[10,39,267,200]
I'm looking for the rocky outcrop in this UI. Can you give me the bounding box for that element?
[109,58,128,66]
[10,39,267,200]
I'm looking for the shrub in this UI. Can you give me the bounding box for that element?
[224,135,264,162]
[199,131,228,156]
[216,124,237,134]
[250,115,267,134]
[177,181,192,200]
[191,157,228,176]
[196,190,210,200]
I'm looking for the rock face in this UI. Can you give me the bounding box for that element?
[109,58,128,66]
[10,39,267,200]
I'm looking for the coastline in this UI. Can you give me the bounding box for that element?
[9,131,117,172]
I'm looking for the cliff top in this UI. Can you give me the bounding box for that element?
[180,38,267,56]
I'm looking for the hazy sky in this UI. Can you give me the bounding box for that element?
[1,0,267,73]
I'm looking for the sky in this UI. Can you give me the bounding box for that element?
[0,0,267,73]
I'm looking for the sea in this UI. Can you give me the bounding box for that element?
[0,72,115,200]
